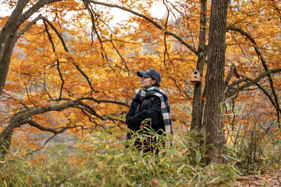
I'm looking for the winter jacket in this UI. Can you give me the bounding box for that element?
[126,96,165,134]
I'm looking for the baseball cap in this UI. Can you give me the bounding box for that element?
[137,69,161,83]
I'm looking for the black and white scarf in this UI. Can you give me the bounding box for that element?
[132,87,173,135]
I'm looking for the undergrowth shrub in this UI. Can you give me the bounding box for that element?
[0,130,239,186]
[226,127,281,175]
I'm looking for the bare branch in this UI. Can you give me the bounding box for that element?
[254,82,281,112]
[225,64,235,86]
[72,61,96,92]
[30,124,86,154]
[101,39,145,44]
[84,2,108,60]
[23,119,70,134]
[227,26,256,45]
[227,25,280,111]
[43,74,54,100]
[43,20,65,99]
[41,16,69,52]
[81,109,99,128]
[225,68,281,98]
[31,133,58,153]
[2,94,29,109]
[1,0,30,33]
[94,15,131,73]
[169,77,192,100]
[228,77,249,88]
[25,81,37,107]
[77,100,108,120]
[270,0,281,21]
[41,16,97,93]
[171,118,188,126]
[18,0,61,28]
[84,0,198,55]
[78,97,129,107]
[163,0,174,66]
[17,14,43,39]
[11,100,78,123]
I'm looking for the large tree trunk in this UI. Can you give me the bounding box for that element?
[203,0,229,164]
[190,0,207,131]
[0,31,18,96]
[0,0,28,96]
[0,0,59,96]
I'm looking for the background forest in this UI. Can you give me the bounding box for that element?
[0,0,281,186]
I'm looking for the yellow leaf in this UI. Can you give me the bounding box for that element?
[3,180,7,187]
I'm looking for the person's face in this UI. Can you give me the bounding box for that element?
[140,76,156,89]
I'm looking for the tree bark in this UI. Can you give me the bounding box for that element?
[0,119,28,155]
[0,0,60,96]
[190,0,207,130]
[0,0,27,96]
[0,30,18,96]
[203,0,229,164]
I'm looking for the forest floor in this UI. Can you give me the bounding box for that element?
[233,169,281,186]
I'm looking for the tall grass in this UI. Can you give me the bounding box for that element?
[0,130,244,186]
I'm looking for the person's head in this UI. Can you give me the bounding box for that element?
[137,69,161,89]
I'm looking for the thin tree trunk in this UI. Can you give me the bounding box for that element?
[203,0,229,164]
[190,0,207,130]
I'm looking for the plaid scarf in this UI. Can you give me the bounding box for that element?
[132,87,173,135]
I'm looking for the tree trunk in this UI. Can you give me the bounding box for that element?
[0,30,18,96]
[190,0,207,130]
[0,0,59,96]
[203,0,229,164]
[0,0,31,96]
[0,121,20,156]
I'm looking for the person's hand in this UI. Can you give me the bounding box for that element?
[140,118,151,129]
[140,123,148,129]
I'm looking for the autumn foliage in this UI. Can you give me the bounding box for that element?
[0,0,281,178]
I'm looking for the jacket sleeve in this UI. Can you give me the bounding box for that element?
[126,102,136,126]
[127,97,162,126]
